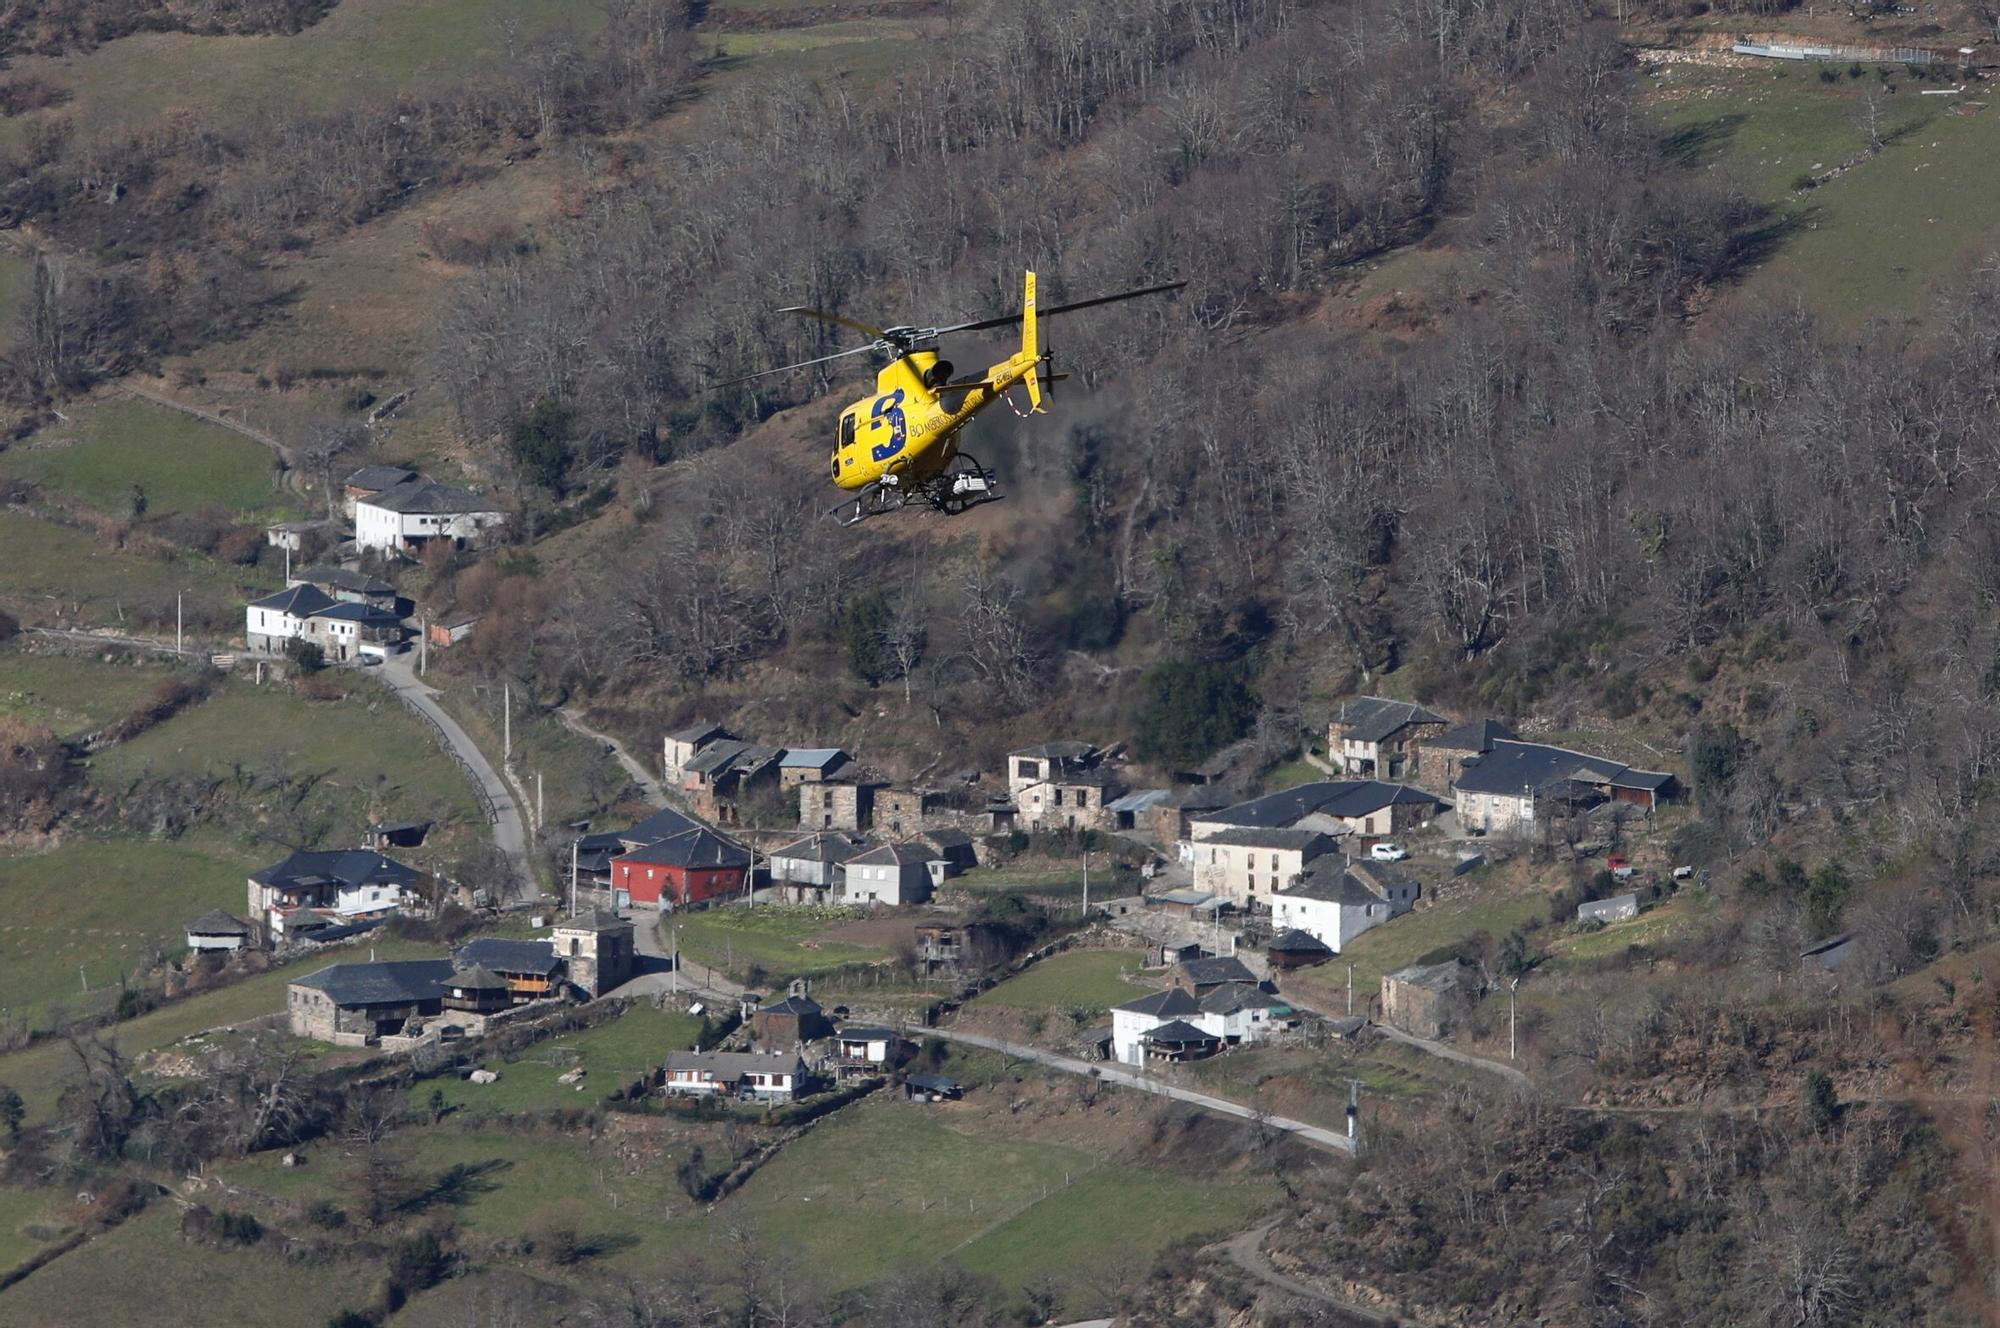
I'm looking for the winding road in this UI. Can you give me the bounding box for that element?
[374,654,531,891]
[920,1025,1356,1154]
[1210,1222,1433,1327]
[556,706,668,806]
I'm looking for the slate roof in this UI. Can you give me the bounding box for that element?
[1152,888,1221,909]
[849,842,938,867]
[1279,866,1383,907]
[1266,928,1334,954]
[771,833,863,864]
[294,565,395,596]
[447,965,512,992]
[759,995,822,1017]
[249,583,338,617]
[344,464,418,491]
[309,601,404,626]
[1198,827,1336,852]
[684,740,782,778]
[363,477,501,516]
[1176,955,1258,987]
[780,748,848,770]
[620,805,701,846]
[1454,740,1673,799]
[1430,718,1517,754]
[575,831,628,874]
[623,827,752,870]
[667,722,732,745]
[1200,781,1441,830]
[904,1072,961,1093]
[253,848,420,892]
[1199,982,1286,1014]
[1114,987,1202,1018]
[666,1050,806,1077]
[838,1025,901,1042]
[455,938,561,977]
[186,909,250,936]
[922,829,974,850]
[1107,788,1172,814]
[1010,741,1098,761]
[1335,697,1447,744]
[1387,959,1476,993]
[294,959,454,1006]
[1346,860,1419,898]
[1144,1019,1217,1044]
[1578,893,1639,919]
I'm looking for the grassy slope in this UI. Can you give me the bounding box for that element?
[0,1204,358,1328]
[674,906,892,982]
[968,950,1148,1012]
[0,644,188,734]
[0,398,285,519]
[1648,62,2000,321]
[0,509,279,626]
[0,1186,67,1276]
[411,1005,704,1115]
[0,936,442,1125]
[91,675,482,824]
[1293,882,1551,1001]
[0,837,263,1033]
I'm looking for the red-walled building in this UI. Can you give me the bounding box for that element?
[612,827,753,909]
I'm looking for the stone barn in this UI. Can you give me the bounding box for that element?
[1380,959,1481,1039]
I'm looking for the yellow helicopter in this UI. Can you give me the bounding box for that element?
[719,271,1183,526]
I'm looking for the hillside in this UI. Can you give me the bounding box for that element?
[4,0,2000,1324]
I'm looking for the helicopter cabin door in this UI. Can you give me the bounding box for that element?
[835,410,858,478]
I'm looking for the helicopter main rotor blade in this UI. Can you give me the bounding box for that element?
[712,340,877,390]
[933,280,1187,337]
[777,305,892,341]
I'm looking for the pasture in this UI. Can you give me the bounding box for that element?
[0,509,275,629]
[0,398,283,519]
[673,905,894,984]
[410,1004,705,1116]
[1295,884,1552,1001]
[0,644,192,735]
[968,949,1148,1013]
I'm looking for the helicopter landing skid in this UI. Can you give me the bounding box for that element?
[829,453,1003,528]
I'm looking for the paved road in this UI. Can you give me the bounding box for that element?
[556,706,667,807]
[1211,1222,1430,1326]
[923,1026,1355,1154]
[601,909,746,1003]
[375,655,531,891]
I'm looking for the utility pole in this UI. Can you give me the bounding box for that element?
[1081,849,1089,917]
[536,769,544,830]
[175,591,183,654]
[503,682,512,763]
[569,838,578,918]
[1510,977,1520,1061]
[1347,962,1354,1017]
[419,619,428,676]
[1347,1079,1360,1144]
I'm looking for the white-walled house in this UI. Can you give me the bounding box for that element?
[1188,781,1443,854]
[247,848,424,941]
[664,1049,806,1101]
[1189,828,1337,908]
[842,843,935,906]
[1110,983,1287,1065]
[246,583,338,653]
[1269,860,1420,953]
[354,477,506,554]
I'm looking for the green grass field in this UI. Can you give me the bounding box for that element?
[1546,892,1702,967]
[1648,63,2000,321]
[0,837,264,1035]
[0,644,192,735]
[0,1185,68,1277]
[3,0,599,137]
[0,1203,359,1328]
[1296,886,1552,1001]
[91,675,482,826]
[721,1099,1272,1310]
[411,1005,704,1116]
[0,936,442,1125]
[0,509,277,628]
[0,398,284,519]
[969,949,1148,1013]
[674,906,892,983]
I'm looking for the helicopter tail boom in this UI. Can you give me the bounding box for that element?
[1021,270,1044,413]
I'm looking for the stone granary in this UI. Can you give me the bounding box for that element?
[287,959,455,1044]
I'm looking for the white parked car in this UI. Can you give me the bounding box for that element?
[1370,842,1410,862]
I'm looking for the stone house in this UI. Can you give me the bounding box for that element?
[1006,741,1125,833]
[1169,954,1260,997]
[779,748,851,789]
[916,828,977,876]
[1453,740,1679,836]
[1381,959,1481,1039]
[291,565,401,612]
[287,959,455,1044]
[682,741,783,825]
[662,722,734,782]
[1417,718,1517,798]
[1189,827,1337,907]
[1189,780,1443,850]
[341,464,418,519]
[767,832,864,900]
[1270,860,1420,953]
[752,992,830,1045]
[873,786,934,836]
[1264,928,1334,972]
[799,774,884,833]
[1328,698,1448,782]
[552,910,635,997]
